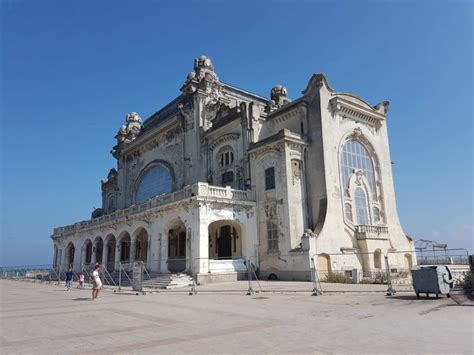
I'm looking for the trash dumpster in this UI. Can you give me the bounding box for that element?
[411,265,453,299]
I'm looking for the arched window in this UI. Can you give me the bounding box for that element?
[344,203,353,222]
[341,140,376,197]
[218,149,234,167]
[136,164,172,204]
[374,249,382,269]
[354,187,369,225]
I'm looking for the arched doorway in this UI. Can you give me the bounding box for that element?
[317,254,331,278]
[208,220,242,260]
[118,232,131,264]
[404,253,413,271]
[167,221,186,272]
[134,228,148,263]
[94,237,103,264]
[83,240,93,267]
[374,249,382,269]
[105,234,116,272]
[66,242,75,269]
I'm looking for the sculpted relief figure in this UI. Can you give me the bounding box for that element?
[116,112,143,144]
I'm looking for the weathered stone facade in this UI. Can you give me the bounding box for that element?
[51,56,415,282]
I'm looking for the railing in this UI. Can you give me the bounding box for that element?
[53,183,254,235]
[355,225,389,235]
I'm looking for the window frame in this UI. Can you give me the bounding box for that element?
[265,167,276,190]
[135,163,173,204]
[354,187,369,225]
[267,220,279,252]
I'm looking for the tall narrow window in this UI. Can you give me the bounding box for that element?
[267,221,279,252]
[354,187,369,225]
[344,203,353,222]
[219,150,234,167]
[265,167,275,190]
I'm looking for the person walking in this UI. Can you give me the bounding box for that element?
[65,269,73,291]
[78,272,85,289]
[91,264,102,300]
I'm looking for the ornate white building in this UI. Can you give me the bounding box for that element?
[51,56,415,282]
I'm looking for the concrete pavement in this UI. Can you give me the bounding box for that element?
[0,280,472,354]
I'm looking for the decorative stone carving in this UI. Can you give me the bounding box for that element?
[180,56,229,131]
[265,85,291,113]
[354,169,364,185]
[115,112,143,144]
[181,56,222,97]
[178,99,194,131]
[352,127,363,138]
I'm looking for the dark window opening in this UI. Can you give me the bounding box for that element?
[222,171,234,186]
[265,167,275,190]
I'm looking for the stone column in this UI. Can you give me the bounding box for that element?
[146,237,151,270]
[102,242,108,269]
[115,242,121,270]
[129,237,136,270]
[195,205,210,276]
[160,232,168,273]
[91,242,97,267]
[185,228,192,272]
[58,249,63,272]
[80,244,86,271]
[53,245,58,268]
[74,244,82,272]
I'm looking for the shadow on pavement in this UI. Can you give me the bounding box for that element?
[385,295,444,301]
[72,298,92,301]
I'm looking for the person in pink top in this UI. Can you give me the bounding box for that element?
[78,273,85,289]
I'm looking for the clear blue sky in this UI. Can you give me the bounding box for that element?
[1,0,472,266]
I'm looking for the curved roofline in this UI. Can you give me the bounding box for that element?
[332,92,376,112]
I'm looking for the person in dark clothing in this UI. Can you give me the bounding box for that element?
[65,269,73,290]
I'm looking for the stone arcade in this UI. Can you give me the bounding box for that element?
[51,56,415,282]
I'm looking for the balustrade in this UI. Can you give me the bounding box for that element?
[53,182,253,234]
[355,225,389,236]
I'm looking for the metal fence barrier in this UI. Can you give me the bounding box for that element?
[1,248,470,297]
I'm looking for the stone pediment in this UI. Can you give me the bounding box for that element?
[330,96,386,132]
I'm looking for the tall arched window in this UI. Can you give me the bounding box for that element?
[341,140,376,197]
[136,164,172,204]
[354,187,369,225]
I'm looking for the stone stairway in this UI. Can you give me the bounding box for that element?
[142,273,194,290]
[47,270,193,289]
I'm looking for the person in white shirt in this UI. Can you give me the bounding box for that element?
[91,264,102,300]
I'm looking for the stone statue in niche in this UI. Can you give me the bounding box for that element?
[116,112,143,144]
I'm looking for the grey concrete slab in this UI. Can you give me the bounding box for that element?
[0,280,472,354]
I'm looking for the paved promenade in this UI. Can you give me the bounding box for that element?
[0,280,472,354]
